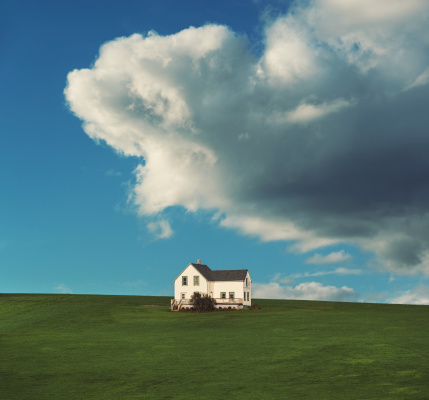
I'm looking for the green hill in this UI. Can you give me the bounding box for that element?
[1,294,428,399]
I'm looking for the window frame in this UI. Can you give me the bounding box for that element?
[221,292,226,299]
[229,292,235,300]
[182,276,188,286]
[193,276,199,286]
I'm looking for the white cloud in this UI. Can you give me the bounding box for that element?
[306,250,352,265]
[281,99,352,124]
[253,281,358,301]
[54,284,72,294]
[290,267,362,279]
[404,67,429,91]
[65,2,429,274]
[146,219,173,239]
[389,285,429,305]
[258,14,319,83]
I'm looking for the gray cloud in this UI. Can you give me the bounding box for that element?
[65,1,429,274]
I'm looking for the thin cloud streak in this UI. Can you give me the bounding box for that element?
[306,250,352,265]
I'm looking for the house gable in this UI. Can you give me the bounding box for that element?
[175,263,209,284]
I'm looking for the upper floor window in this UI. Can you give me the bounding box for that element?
[245,278,249,286]
[182,276,188,286]
[193,276,199,286]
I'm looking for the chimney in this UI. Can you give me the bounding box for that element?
[197,259,201,264]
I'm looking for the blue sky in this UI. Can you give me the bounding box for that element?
[2,0,429,304]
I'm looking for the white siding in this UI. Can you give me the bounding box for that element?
[243,271,252,306]
[174,264,209,300]
[213,281,244,300]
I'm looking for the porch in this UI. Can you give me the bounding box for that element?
[171,298,244,311]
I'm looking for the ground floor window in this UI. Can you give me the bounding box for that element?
[229,292,234,299]
[247,292,250,301]
[181,293,186,299]
[221,292,226,299]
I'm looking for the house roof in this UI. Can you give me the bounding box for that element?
[190,263,248,281]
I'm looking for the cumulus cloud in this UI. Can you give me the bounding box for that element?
[253,281,358,301]
[389,285,429,305]
[306,250,352,265]
[65,1,429,275]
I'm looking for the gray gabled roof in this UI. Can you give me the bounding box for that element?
[191,263,248,282]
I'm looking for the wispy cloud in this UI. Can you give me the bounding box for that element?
[147,219,173,239]
[290,267,363,279]
[253,281,358,302]
[272,99,353,125]
[404,67,429,91]
[306,250,352,265]
[106,169,122,177]
[54,283,72,294]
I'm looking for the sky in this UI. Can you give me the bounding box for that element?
[2,0,429,304]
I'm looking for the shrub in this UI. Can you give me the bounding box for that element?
[190,293,216,312]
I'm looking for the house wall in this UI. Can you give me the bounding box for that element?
[174,264,209,300]
[212,281,244,300]
[243,271,252,306]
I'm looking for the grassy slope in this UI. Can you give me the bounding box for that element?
[0,294,428,399]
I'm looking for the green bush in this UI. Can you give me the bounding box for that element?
[190,293,216,312]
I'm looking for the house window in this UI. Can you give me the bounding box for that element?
[181,293,186,299]
[221,292,226,299]
[229,292,234,299]
[247,292,250,301]
[193,276,199,286]
[182,276,188,286]
[246,278,248,286]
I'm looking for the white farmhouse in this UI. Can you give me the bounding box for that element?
[171,260,251,311]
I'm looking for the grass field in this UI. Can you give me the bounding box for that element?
[1,294,428,399]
